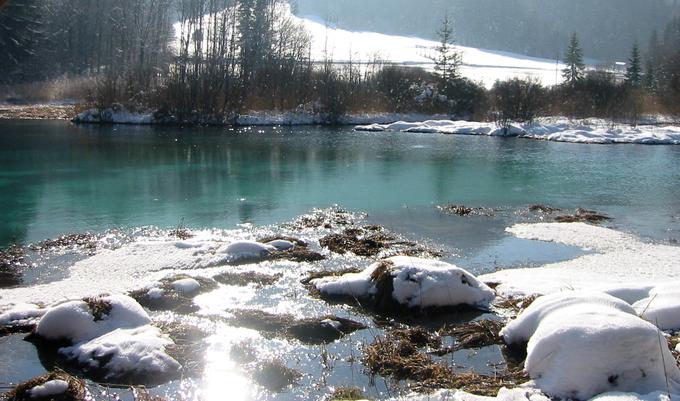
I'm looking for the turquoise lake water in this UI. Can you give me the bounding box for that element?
[1,120,680,249]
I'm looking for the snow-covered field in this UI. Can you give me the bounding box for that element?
[297,14,567,88]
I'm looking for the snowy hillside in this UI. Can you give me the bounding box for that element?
[295,14,568,88]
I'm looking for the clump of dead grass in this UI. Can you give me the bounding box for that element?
[444,320,504,352]
[492,295,538,316]
[82,296,113,321]
[330,386,366,400]
[3,370,87,401]
[362,326,528,394]
[554,208,611,224]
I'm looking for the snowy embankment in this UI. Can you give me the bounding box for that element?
[356,118,680,145]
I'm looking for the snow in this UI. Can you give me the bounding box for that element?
[386,387,549,401]
[0,303,45,327]
[632,285,680,330]
[266,240,295,251]
[312,256,495,309]
[481,223,680,299]
[296,13,568,88]
[218,240,275,262]
[28,379,69,398]
[171,278,201,294]
[146,288,165,300]
[0,232,225,306]
[499,291,636,345]
[356,118,680,145]
[501,292,680,399]
[35,294,150,343]
[59,325,180,380]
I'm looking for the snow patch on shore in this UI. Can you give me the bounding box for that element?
[481,223,680,298]
[356,118,680,145]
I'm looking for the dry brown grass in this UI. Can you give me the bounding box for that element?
[3,371,87,401]
[493,296,538,316]
[446,320,505,351]
[330,386,366,400]
[82,296,113,322]
[554,208,611,224]
[1,76,96,103]
[362,326,528,394]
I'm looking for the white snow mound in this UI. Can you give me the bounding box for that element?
[266,239,295,251]
[312,256,495,308]
[502,291,680,399]
[171,278,201,294]
[218,240,275,262]
[59,325,180,380]
[35,294,150,343]
[500,291,636,345]
[28,379,69,398]
[632,285,680,330]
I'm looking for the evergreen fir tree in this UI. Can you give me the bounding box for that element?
[562,32,585,86]
[430,14,462,92]
[0,0,45,82]
[625,43,643,87]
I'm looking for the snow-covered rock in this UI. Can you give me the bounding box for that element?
[500,291,636,345]
[312,256,495,309]
[59,325,180,381]
[28,379,69,398]
[35,294,150,343]
[266,239,295,251]
[170,278,201,294]
[502,291,680,399]
[218,240,275,262]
